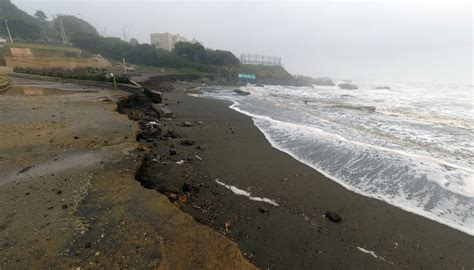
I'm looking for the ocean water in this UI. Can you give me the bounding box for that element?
[198,80,474,235]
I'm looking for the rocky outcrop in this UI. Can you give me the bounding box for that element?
[233,89,251,96]
[313,77,336,86]
[338,83,358,90]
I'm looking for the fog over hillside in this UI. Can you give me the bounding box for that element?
[11,0,473,83]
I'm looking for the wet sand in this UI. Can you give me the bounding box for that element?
[141,92,474,269]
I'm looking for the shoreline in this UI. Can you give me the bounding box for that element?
[131,89,474,269]
[227,100,473,236]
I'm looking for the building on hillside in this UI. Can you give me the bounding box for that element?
[150,32,188,51]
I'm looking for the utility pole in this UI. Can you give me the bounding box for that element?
[4,20,13,43]
[59,19,67,44]
[122,58,127,74]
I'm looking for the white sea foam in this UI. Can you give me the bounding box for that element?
[357,247,386,261]
[199,81,474,236]
[215,179,279,206]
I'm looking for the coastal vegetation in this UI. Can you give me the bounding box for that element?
[1,0,299,83]
[0,0,97,43]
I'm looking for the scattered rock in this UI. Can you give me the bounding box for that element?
[338,83,358,90]
[325,211,342,223]
[181,182,193,193]
[169,149,178,156]
[182,121,194,127]
[181,139,195,146]
[74,136,80,139]
[233,89,251,96]
[165,129,180,139]
[259,207,268,214]
[84,243,92,249]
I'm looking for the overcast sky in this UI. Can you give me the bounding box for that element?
[11,0,473,83]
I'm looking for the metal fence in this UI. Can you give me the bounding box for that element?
[240,53,282,66]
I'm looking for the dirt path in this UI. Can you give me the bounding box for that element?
[0,79,255,269]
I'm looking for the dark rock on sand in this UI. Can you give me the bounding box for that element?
[181,182,194,193]
[169,149,178,156]
[259,207,269,214]
[325,211,342,223]
[376,86,391,90]
[137,122,161,141]
[165,129,180,139]
[181,139,195,146]
[338,83,358,90]
[233,89,251,96]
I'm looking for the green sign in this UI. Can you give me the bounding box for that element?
[238,73,256,80]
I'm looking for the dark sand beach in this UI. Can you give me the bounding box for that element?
[135,91,474,269]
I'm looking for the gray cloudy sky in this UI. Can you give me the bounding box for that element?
[12,0,473,83]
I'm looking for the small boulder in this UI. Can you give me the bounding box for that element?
[181,182,193,193]
[325,211,342,223]
[233,89,251,96]
[165,129,180,139]
[182,121,194,127]
[181,139,195,146]
[375,86,391,90]
[169,149,178,156]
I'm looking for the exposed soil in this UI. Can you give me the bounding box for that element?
[0,79,256,269]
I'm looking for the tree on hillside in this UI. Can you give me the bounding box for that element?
[54,15,99,38]
[173,42,206,63]
[34,10,47,21]
[129,38,139,46]
[173,41,240,66]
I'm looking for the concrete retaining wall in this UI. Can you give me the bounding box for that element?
[10,72,143,94]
